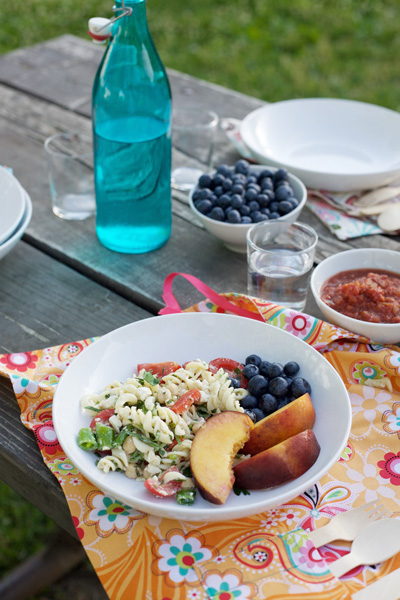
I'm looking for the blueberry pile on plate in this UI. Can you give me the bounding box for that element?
[233,354,312,423]
[192,159,299,224]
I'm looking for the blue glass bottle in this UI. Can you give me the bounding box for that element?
[92,0,172,253]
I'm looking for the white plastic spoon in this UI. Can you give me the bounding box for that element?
[354,186,400,207]
[329,518,400,579]
[377,205,400,232]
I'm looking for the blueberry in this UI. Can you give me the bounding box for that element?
[259,360,271,376]
[217,164,232,177]
[213,185,224,197]
[260,177,274,191]
[196,199,212,214]
[232,173,247,185]
[231,194,244,209]
[241,216,252,224]
[259,393,278,414]
[239,204,250,216]
[259,169,274,179]
[242,364,260,379]
[198,174,212,189]
[218,194,231,209]
[288,198,299,208]
[268,376,289,397]
[269,211,280,220]
[291,377,312,398]
[269,201,279,213]
[265,190,275,201]
[246,175,258,184]
[277,397,290,410]
[247,183,261,194]
[199,188,213,200]
[235,159,250,175]
[222,178,233,191]
[247,375,269,398]
[257,194,269,208]
[260,208,271,216]
[209,206,225,221]
[225,206,234,216]
[227,209,241,223]
[248,200,260,212]
[213,173,225,186]
[252,408,265,422]
[244,409,257,423]
[245,188,258,202]
[278,200,294,215]
[241,395,259,410]
[273,168,288,182]
[266,362,284,378]
[251,212,268,222]
[228,377,241,389]
[192,190,202,201]
[284,361,300,376]
[232,184,244,195]
[275,186,292,201]
[245,354,262,366]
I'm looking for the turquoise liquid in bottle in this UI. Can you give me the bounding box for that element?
[92,0,172,254]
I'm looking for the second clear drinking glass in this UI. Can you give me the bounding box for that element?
[247,221,318,311]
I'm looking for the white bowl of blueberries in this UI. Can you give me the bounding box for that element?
[189,159,308,252]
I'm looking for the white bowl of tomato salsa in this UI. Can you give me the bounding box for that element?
[311,248,400,345]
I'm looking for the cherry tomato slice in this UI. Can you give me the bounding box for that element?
[137,361,181,380]
[144,466,183,498]
[170,389,201,414]
[208,358,247,388]
[89,408,115,431]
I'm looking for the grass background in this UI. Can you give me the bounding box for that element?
[1,0,400,596]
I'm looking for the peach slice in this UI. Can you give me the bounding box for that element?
[233,429,321,490]
[242,393,315,456]
[190,411,253,504]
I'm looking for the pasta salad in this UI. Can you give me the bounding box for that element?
[77,359,248,505]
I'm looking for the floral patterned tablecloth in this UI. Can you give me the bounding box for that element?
[1,291,400,600]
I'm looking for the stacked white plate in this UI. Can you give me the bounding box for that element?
[0,167,33,261]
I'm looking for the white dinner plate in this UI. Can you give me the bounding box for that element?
[0,167,26,245]
[53,313,351,522]
[0,188,32,262]
[240,98,400,192]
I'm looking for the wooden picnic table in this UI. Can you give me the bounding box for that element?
[0,34,399,599]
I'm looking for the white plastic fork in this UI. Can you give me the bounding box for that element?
[308,500,391,549]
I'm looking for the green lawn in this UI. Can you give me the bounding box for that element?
[1,0,399,595]
[1,0,400,110]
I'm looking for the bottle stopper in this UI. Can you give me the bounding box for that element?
[88,17,112,44]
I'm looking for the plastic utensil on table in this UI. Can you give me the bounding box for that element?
[353,186,400,207]
[352,567,400,600]
[329,518,400,579]
[308,500,390,549]
[90,0,172,254]
[377,205,400,232]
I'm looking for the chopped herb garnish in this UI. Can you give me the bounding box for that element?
[182,466,192,478]
[233,486,251,496]
[140,371,160,386]
[84,406,101,412]
[234,367,242,375]
[104,393,111,399]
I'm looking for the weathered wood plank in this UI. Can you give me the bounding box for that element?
[0,241,153,535]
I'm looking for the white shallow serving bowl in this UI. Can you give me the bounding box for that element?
[0,189,32,262]
[240,98,400,192]
[53,312,351,522]
[311,249,400,345]
[189,165,307,253]
[0,167,27,245]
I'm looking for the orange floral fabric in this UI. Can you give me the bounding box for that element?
[1,294,400,600]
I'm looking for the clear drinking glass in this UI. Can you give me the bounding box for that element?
[44,132,96,220]
[247,221,318,311]
[171,108,219,192]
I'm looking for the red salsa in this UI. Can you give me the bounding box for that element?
[321,269,400,324]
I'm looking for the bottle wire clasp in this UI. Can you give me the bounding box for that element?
[88,1,133,44]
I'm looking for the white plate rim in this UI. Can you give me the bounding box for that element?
[0,168,27,245]
[240,98,400,179]
[53,312,352,521]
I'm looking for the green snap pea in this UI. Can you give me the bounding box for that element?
[95,423,114,450]
[77,427,98,452]
[176,489,196,505]
[113,429,129,447]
